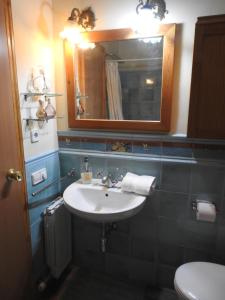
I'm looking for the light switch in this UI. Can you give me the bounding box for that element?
[31,168,47,186]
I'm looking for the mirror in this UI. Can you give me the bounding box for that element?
[65,24,176,132]
[78,37,163,121]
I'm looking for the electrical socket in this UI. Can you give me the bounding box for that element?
[31,168,47,186]
[30,129,39,143]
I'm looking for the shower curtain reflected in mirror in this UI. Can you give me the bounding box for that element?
[105,60,124,120]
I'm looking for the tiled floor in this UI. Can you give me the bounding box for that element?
[58,269,178,300]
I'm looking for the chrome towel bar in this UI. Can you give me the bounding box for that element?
[32,168,76,197]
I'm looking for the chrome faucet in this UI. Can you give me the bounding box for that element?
[101,174,115,188]
[97,170,122,188]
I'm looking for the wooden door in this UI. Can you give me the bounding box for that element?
[0,0,32,299]
[188,15,225,138]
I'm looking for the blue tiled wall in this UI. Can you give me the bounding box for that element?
[59,133,225,288]
[120,69,162,120]
[25,151,60,280]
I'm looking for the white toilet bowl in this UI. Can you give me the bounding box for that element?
[174,262,225,300]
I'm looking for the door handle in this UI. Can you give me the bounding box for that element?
[7,169,23,182]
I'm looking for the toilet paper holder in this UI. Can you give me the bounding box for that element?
[192,200,217,212]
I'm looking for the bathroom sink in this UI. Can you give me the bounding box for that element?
[63,179,146,222]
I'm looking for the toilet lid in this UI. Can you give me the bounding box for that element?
[174,262,225,300]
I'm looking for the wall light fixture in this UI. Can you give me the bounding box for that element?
[136,0,168,21]
[134,0,168,36]
[60,7,96,49]
[68,7,96,30]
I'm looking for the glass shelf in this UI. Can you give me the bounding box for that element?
[21,92,63,101]
[23,116,63,126]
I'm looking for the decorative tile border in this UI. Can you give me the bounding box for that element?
[162,142,193,158]
[58,132,225,161]
[106,140,132,153]
[133,141,162,156]
[81,138,106,152]
[58,130,225,145]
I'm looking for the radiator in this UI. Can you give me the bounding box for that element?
[44,197,72,279]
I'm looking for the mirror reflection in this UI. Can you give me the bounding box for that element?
[76,36,163,121]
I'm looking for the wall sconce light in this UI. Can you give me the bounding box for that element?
[60,7,96,49]
[134,0,168,36]
[68,7,96,30]
[136,0,168,21]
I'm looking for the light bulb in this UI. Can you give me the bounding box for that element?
[60,23,82,45]
[133,8,160,36]
[60,22,95,49]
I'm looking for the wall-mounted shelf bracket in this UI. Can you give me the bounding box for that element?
[21,92,62,101]
[23,116,64,127]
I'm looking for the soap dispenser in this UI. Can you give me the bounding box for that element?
[81,157,92,184]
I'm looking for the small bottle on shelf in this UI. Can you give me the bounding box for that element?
[80,157,92,184]
[36,99,47,120]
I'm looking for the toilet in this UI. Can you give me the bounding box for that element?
[174,262,225,300]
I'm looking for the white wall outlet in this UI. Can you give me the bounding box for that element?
[30,129,39,143]
[31,168,47,186]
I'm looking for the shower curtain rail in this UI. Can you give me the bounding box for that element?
[106,57,163,63]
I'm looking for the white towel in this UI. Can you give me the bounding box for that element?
[121,172,156,196]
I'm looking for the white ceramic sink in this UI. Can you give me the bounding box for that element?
[63,179,146,222]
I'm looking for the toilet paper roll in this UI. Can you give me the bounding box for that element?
[196,202,216,223]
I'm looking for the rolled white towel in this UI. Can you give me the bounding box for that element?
[121,172,156,196]
[120,172,138,193]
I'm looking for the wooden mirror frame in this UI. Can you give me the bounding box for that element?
[65,24,176,132]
